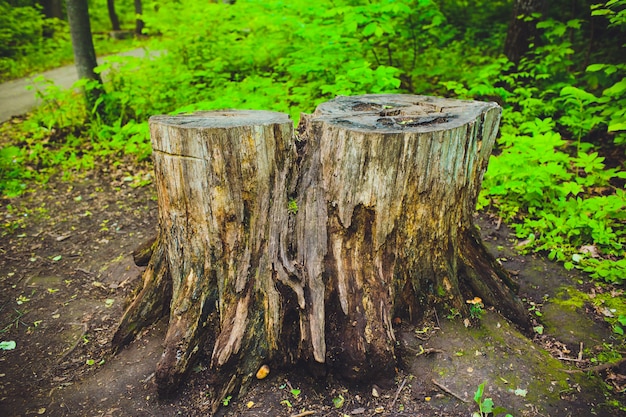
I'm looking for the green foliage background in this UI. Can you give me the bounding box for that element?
[0,0,625,296]
[0,0,141,81]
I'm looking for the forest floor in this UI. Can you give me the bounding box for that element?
[0,154,625,417]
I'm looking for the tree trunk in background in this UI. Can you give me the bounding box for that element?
[107,0,121,31]
[40,0,64,19]
[504,0,545,64]
[65,0,104,115]
[113,95,530,411]
[134,0,144,35]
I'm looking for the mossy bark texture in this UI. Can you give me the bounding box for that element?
[113,95,530,412]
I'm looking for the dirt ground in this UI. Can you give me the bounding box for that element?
[1,161,625,417]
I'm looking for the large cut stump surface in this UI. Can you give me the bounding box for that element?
[113,95,530,411]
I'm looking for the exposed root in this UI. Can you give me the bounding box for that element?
[431,378,468,403]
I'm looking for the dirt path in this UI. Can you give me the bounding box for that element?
[0,48,155,123]
[0,165,624,416]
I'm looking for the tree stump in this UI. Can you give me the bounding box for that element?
[113,95,530,411]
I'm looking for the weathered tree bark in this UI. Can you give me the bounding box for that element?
[107,0,121,31]
[113,95,530,412]
[504,0,546,64]
[134,0,144,35]
[132,234,157,267]
[40,0,64,19]
[65,0,104,115]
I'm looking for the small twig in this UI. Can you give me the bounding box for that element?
[285,379,294,391]
[59,401,71,415]
[431,379,468,403]
[433,308,441,329]
[558,356,585,363]
[578,341,584,361]
[290,411,316,417]
[564,357,626,374]
[421,348,444,356]
[390,377,407,410]
[495,217,502,230]
[403,345,443,356]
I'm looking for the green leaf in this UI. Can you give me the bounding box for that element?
[474,382,485,403]
[0,340,16,350]
[603,78,626,97]
[586,64,606,72]
[591,9,612,16]
[362,22,377,37]
[482,397,494,413]
[493,406,511,415]
[560,86,598,103]
[333,395,345,408]
[514,388,528,397]
[608,122,626,132]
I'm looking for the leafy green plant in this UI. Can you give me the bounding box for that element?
[467,297,484,320]
[592,0,626,29]
[287,199,298,215]
[332,394,345,408]
[486,9,626,275]
[478,112,625,285]
[446,308,462,320]
[558,86,603,152]
[589,343,623,366]
[473,382,513,417]
[0,145,27,197]
[585,63,626,145]
[613,315,626,335]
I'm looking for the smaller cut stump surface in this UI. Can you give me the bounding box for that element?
[113,95,530,410]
